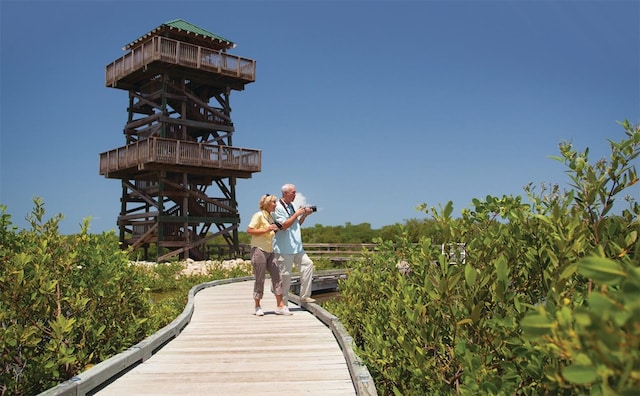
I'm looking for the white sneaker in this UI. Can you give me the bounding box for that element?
[255,306,264,316]
[301,297,316,303]
[275,306,293,316]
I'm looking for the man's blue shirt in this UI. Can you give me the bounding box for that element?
[272,201,304,254]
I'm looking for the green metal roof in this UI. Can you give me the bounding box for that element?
[164,19,233,44]
[124,19,236,51]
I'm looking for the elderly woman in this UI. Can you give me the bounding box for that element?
[246,194,291,316]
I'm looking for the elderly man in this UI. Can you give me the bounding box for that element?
[272,183,316,310]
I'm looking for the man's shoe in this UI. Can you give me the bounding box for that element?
[255,306,264,316]
[301,297,316,303]
[275,306,293,316]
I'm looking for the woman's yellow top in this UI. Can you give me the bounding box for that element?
[248,210,275,252]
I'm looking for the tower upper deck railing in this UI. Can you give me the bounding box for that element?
[99,137,261,178]
[105,36,256,88]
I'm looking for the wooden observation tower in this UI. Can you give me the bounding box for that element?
[99,19,260,261]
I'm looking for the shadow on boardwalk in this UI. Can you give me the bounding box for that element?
[40,277,377,396]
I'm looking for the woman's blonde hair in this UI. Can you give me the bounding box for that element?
[259,194,277,210]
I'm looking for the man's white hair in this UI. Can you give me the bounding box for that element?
[281,183,295,194]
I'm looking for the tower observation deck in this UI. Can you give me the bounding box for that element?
[99,19,259,261]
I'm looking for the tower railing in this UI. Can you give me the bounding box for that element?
[99,137,261,175]
[105,36,256,87]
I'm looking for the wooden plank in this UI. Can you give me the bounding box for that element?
[95,280,355,396]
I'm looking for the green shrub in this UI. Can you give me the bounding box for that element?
[0,200,254,395]
[0,199,154,394]
[328,120,639,395]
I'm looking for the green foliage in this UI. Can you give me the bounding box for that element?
[303,222,378,243]
[0,199,154,395]
[303,220,442,244]
[0,200,253,395]
[327,120,640,395]
[209,220,442,247]
[313,257,338,270]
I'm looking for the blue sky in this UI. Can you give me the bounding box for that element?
[1,0,638,235]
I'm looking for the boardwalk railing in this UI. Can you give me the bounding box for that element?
[303,243,377,264]
[208,243,377,261]
[291,291,377,395]
[207,242,467,265]
[303,243,377,256]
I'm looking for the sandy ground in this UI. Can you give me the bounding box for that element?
[131,258,251,276]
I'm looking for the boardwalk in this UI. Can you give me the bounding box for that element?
[94,279,357,395]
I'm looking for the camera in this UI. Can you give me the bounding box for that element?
[304,205,317,212]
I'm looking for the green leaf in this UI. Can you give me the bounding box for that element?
[612,310,632,327]
[548,155,564,162]
[495,256,508,284]
[625,230,637,246]
[562,364,597,385]
[577,256,626,285]
[574,312,592,327]
[471,302,483,323]
[587,292,616,313]
[573,352,593,366]
[443,201,453,219]
[533,214,552,224]
[556,306,573,327]
[520,312,554,338]
[514,295,523,313]
[480,381,498,393]
[464,263,477,287]
[559,263,577,280]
